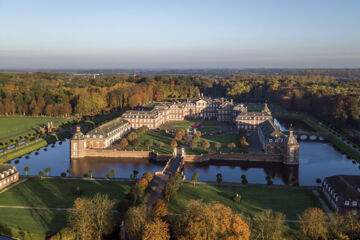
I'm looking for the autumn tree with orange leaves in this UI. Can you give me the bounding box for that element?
[176,200,250,240]
[142,218,170,240]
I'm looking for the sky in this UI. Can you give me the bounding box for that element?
[0,0,360,69]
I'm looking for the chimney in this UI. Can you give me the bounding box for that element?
[76,126,81,132]
[230,99,233,104]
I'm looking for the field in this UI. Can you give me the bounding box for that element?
[0,179,133,207]
[168,184,321,220]
[0,179,133,239]
[0,116,65,141]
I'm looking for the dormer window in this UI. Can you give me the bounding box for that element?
[345,201,350,206]
[352,201,357,206]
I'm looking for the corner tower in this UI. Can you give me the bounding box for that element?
[70,126,86,158]
[283,125,299,164]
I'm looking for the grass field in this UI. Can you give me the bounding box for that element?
[0,208,66,240]
[246,103,264,112]
[0,179,133,208]
[0,179,133,239]
[0,117,64,140]
[168,184,321,220]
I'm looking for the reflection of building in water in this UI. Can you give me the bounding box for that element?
[70,157,165,177]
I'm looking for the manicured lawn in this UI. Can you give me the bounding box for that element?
[201,133,247,153]
[168,184,321,220]
[124,130,175,154]
[0,179,133,208]
[246,103,264,112]
[0,208,66,240]
[163,121,196,130]
[0,117,64,140]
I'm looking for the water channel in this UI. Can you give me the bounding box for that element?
[7,119,360,186]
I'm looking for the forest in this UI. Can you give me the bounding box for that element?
[0,71,360,129]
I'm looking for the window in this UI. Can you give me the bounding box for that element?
[345,201,350,206]
[352,201,357,206]
[352,210,357,216]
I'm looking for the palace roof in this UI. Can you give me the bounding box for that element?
[259,120,284,139]
[87,117,130,137]
[324,175,360,201]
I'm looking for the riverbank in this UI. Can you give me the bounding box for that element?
[275,112,360,162]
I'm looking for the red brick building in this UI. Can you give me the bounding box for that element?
[322,175,360,217]
[0,164,19,190]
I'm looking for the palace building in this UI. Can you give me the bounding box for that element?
[0,164,19,190]
[70,118,131,158]
[71,98,299,164]
[322,175,360,216]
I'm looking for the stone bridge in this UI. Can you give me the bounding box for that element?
[282,131,329,141]
[162,147,185,176]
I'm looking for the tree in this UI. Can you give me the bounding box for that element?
[106,172,112,179]
[24,166,30,176]
[190,140,198,150]
[66,168,72,176]
[240,136,249,148]
[191,172,199,186]
[164,173,182,202]
[67,194,115,240]
[133,139,140,147]
[90,193,116,240]
[88,169,95,178]
[44,168,51,176]
[215,142,221,151]
[133,169,139,178]
[137,178,149,190]
[316,178,322,187]
[227,142,236,150]
[38,171,44,178]
[127,132,138,142]
[157,141,164,148]
[144,139,153,149]
[216,173,222,183]
[201,140,210,150]
[298,208,329,240]
[170,139,178,148]
[142,171,154,183]
[152,200,168,218]
[329,213,360,240]
[142,218,170,240]
[119,138,128,149]
[177,200,250,240]
[130,183,145,204]
[250,209,286,240]
[110,169,116,176]
[125,205,148,240]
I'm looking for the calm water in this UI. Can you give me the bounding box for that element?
[8,120,360,185]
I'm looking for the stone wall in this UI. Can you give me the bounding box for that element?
[74,149,153,158]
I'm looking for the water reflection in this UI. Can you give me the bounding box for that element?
[7,119,360,186]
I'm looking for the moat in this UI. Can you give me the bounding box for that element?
[7,119,360,186]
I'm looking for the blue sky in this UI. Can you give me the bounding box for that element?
[0,0,359,69]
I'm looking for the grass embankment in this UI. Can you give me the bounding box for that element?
[275,112,360,162]
[0,179,133,239]
[0,131,71,163]
[168,184,321,220]
[0,116,64,140]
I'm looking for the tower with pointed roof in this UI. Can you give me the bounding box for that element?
[283,124,299,164]
[263,101,271,114]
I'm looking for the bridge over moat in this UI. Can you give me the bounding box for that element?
[282,130,329,141]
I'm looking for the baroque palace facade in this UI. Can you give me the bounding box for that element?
[71,98,299,164]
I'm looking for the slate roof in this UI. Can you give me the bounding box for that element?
[259,120,284,139]
[0,164,16,173]
[87,117,130,137]
[324,175,360,201]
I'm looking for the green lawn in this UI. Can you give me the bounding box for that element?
[0,208,66,240]
[0,117,64,140]
[125,130,175,154]
[246,103,264,112]
[164,121,196,130]
[0,179,133,208]
[168,184,321,220]
[201,133,247,153]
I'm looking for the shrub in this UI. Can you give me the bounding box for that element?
[61,172,67,177]
[233,193,242,203]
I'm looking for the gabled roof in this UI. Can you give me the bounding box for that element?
[87,117,130,137]
[259,120,284,139]
[324,175,360,201]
